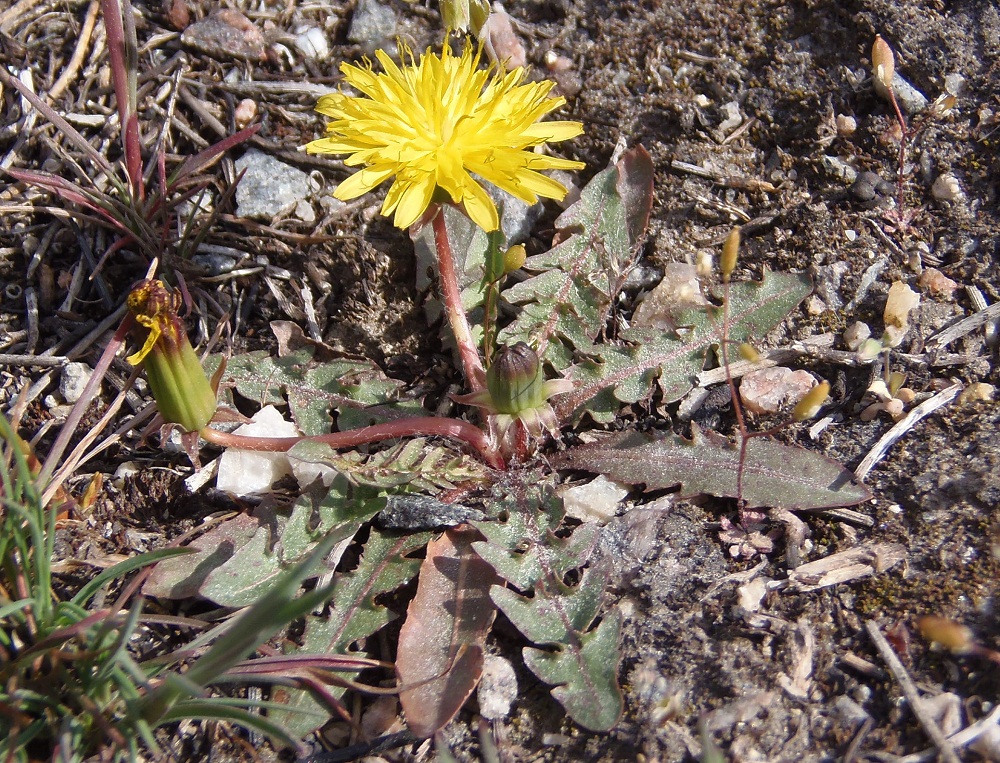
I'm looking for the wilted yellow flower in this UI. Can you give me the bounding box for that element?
[305,41,585,231]
[127,280,217,432]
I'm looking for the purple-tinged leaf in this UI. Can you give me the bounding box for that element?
[397,528,500,738]
[554,430,871,510]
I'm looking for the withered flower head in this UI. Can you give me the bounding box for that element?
[127,279,217,432]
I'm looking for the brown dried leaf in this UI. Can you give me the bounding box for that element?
[396,528,501,738]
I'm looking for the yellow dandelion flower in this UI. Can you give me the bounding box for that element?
[305,41,585,231]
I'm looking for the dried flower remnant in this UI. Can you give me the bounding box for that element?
[305,41,585,231]
[792,380,830,422]
[126,279,217,432]
[872,35,895,98]
[860,372,915,422]
[882,281,920,348]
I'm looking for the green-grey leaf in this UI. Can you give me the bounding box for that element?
[555,271,813,423]
[554,430,872,509]
[287,437,488,492]
[268,527,428,737]
[499,147,654,368]
[523,608,624,732]
[223,349,418,436]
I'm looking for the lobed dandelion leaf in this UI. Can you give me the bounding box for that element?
[223,348,419,436]
[471,479,623,731]
[499,146,655,367]
[269,527,430,737]
[555,271,813,423]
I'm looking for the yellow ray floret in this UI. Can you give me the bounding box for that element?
[305,41,585,231]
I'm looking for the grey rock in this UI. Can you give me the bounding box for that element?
[59,361,94,404]
[347,0,397,51]
[235,149,312,222]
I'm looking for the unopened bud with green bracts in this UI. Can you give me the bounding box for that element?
[454,342,573,451]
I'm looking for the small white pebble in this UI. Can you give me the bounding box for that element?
[836,114,857,137]
[293,26,328,60]
[843,321,871,351]
[931,172,964,203]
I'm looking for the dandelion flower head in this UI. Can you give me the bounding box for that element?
[305,41,585,231]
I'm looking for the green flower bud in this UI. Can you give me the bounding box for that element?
[441,0,490,35]
[487,342,545,415]
[126,280,217,432]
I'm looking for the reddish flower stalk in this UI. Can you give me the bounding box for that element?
[431,207,487,393]
[199,417,504,471]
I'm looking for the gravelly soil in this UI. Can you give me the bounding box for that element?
[1,0,998,761]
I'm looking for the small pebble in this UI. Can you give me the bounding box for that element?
[944,73,966,97]
[835,114,857,137]
[482,6,526,70]
[918,267,959,300]
[234,98,256,130]
[477,656,518,721]
[293,26,328,61]
[739,367,818,415]
[843,321,871,351]
[719,101,743,134]
[958,383,995,406]
[560,475,629,524]
[181,10,266,61]
[347,0,397,52]
[889,72,929,114]
[931,172,964,203]
[850,171,894,205]
[235,149,312,221]
[59,361,94,404]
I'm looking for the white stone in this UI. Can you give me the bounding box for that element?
[59,361,94,403]
[293,26,328,61]
[216,405,298,495]
[560,475,629,525]
[477,655,518,721]
[931,172,964,203]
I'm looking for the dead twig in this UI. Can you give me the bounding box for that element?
[865,620,961,763]
[46,0,101,104]
[854,383,962,480]
[0,0,45,32]
[924,297,1000,353]
[0,354,69,368]
[897,704,1000,763]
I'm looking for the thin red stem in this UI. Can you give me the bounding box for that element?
[431,207,486,393]
[200,416,504,470]
[889,90,908,220]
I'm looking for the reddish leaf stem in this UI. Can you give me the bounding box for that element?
[199,417,504,470]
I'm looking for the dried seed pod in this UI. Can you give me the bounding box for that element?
[872,35,895,96]
[792,380,830,422]
[720,227,740,283]
[738,343,761,363]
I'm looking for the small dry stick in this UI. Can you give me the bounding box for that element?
[854,383,962,481]
[46,0,101,104]
[0,354,69,368]
[898,703,1000,763]
[865,620,961,763]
